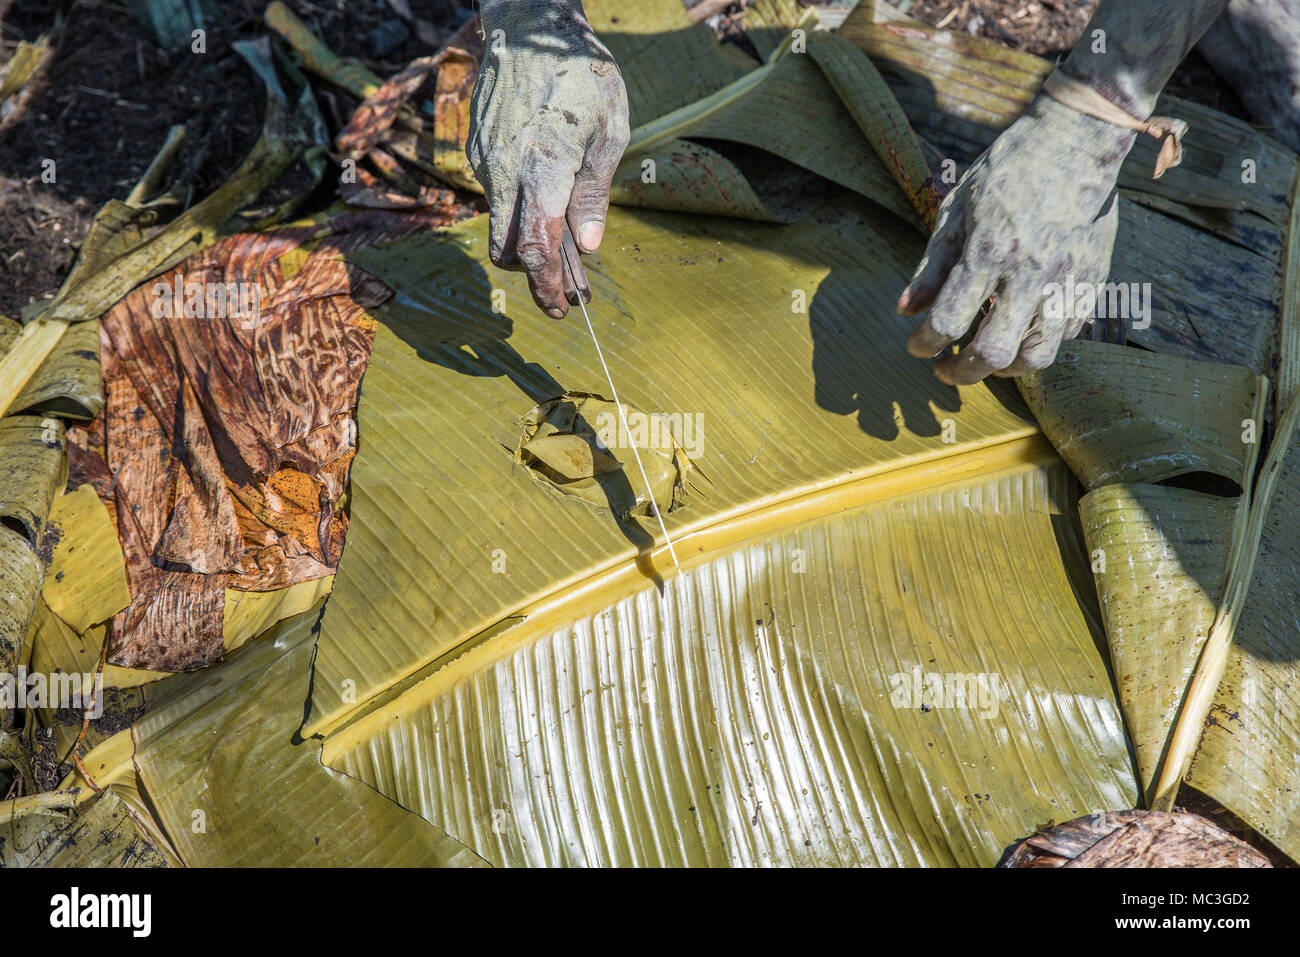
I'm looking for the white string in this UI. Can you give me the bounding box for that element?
[561,252,681,573]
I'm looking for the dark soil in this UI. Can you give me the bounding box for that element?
[0,0,475,316]
[29,724,70,793]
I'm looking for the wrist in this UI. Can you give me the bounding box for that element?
[1021,92,1137,171]
[480,0,587,33]
[1057,58,1160,120]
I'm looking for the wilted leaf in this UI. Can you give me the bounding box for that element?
[87,207,458,672]
[1002,810,1271,867]
[0,37,51,131]
[0,788,169,867]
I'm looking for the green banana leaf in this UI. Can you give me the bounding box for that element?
[1028,335,1297,857]
[1019,341,1263,491]
[1186,434,1300,856]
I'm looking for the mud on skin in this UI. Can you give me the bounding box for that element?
[467,0,630,318]
[900,0,1235,385]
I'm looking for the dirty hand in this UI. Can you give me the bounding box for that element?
[467,0,631,318]
[898,94,1134,384]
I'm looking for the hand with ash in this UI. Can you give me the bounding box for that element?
[466,0,630,319]
[465,0,1300,382]
[901,0,1299,383]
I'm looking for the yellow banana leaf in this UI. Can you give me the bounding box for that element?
[599,0,929,225]
[60,728,180,864]
[0,416,66,673]
[0,416,67,549]
[41,486,132,635]
[116,608,485,867]
[0,317,102,420]
[1079,484,1237,799]
[247,190,1147,866]
[313,197,1032,737]
[30,570,335,693]
[222,576,335,651]
[324,453,1134,866]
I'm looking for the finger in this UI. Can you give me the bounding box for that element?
[487,181,524,271]
[560,225,591,305]
[517,140,586,318]
[994,318,1053,378]
[906,260,996,359]
[997,268,1103,377]
[467,98,526,272]
[997,324,1067,377]
[567,109,629,254]
[934,276,1042,385]
[898,189,967,316]
[1062,308,1093,343]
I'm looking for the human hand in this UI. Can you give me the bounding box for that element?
[467,0,630,318]
[898,94,1134,383]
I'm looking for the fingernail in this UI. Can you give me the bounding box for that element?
[578,220,604,252]
[546,306,566,319]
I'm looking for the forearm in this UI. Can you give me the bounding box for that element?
[1061,0,1231,116]
[480,0,587,34]
[479,0,614,69]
